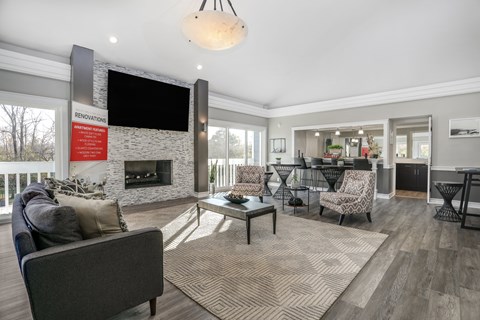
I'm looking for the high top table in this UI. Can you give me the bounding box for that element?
[456,167,480,230]
[312,165,353,192]
[270,164,300,200]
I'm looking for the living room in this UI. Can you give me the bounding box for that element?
[1,1,480,320]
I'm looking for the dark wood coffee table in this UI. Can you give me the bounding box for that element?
[196,197,276,244]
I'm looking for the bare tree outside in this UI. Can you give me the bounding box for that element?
[0,104,55,161]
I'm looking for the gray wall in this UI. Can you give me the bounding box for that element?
[268,93,480,168]
[0,69,69,100]
[209,107,268,127]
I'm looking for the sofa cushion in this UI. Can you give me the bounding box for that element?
[54,193,128,239]
[21,182,52,205]
[23,194,83,249]
[322,193,359,205]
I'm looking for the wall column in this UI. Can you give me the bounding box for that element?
[194,79,209,193]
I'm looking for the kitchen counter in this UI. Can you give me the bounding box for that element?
[395,158,427,164]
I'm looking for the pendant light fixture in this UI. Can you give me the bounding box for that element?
[315,130,320,137]
[335,128,340,136]
[358,127,364,135]
[182,0,248,50]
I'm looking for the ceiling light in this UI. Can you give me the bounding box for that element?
[109,36,118,44]
[182,0,247,50]
[335,128,340,136]
[315,131,320,137]
[197,64,203,70]
[358,127,364,135]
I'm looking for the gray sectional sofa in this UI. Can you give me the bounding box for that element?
[11,182,164,320]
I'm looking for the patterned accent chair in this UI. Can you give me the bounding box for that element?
[231,165,265,202]
[319,170,375,225]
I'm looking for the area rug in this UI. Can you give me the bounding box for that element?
[159,206,388,320]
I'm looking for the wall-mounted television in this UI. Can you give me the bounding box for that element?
[107,69,190,132]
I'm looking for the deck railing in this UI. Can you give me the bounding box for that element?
[208,159,249,189]
[0,161,55,214]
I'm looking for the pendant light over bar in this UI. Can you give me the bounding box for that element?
[182,0,248,50]
[335,128,341,136]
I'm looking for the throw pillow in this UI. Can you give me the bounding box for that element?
[44,177,88,193]
[21,182,52,205]
[54,193,128,239]
[343,179,365,196]
[23,194,83,249]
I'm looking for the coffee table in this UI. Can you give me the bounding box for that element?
[196,197,276,244]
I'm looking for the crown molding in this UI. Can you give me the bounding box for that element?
[209,77,480,118]
[0,48,71,81]
[268,77,480,118]
[208,93,269,118]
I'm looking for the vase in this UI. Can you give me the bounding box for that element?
[209,182,215,195]
[291,181,300,189]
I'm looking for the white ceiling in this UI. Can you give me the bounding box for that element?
[1,0,479,110]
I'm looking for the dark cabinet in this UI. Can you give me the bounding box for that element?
[396,163,428,192]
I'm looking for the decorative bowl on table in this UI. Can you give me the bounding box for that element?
[224,193,249,204]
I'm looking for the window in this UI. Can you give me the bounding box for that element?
[396,135,407,157]
[208,122,265,189]
[412,132,430,159]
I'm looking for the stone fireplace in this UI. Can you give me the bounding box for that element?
[125,160,172,189]
[94,60,194,206]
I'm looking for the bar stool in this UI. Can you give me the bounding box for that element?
[264,171,274,196]
[294,157,311,187]
[433,181,463,222]
[310,158,323,190]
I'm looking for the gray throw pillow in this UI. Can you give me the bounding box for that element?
[23,194,83,249]
[21,182,52,205]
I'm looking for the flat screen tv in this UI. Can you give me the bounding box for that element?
[107,69,190,132]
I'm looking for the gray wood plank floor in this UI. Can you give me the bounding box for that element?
[1,191,479,320]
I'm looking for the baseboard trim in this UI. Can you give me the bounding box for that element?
[377,192,395,199]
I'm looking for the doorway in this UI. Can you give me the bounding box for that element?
[392,116,432,201]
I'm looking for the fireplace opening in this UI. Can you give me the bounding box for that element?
[125,160,172,189]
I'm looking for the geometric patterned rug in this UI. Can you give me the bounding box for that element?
[161,206,388,320]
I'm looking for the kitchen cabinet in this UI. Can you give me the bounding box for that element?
[396,163,428,192]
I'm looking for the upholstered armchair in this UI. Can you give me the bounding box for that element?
[319,170,375,225]
[231,165,265,202]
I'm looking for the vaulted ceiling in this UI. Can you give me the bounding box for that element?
[1,0,479,110]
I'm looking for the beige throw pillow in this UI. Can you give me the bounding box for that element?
[55,193,127,239]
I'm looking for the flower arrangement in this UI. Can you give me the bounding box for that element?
[367,134,381,157]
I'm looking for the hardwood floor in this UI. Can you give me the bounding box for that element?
[395,189,428,200]
[1,191,479,320]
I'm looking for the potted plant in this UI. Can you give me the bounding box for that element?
[209,159,218,194]
[275,157,282,164]
[328,144,343,155]
[291,168,300,188]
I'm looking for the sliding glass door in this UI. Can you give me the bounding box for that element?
[208,122,265,189]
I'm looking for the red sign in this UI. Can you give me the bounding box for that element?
[70,121,108,161]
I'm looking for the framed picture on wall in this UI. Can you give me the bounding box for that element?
[270,138,286,153]
[449,118,480,138]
